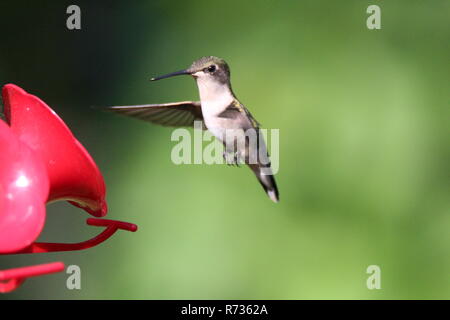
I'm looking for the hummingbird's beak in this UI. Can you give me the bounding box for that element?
[150,69,191,81]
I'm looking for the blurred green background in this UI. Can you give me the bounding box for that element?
[1,0,449,299]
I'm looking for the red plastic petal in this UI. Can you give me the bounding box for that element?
[2,84,107,217]
[0,120,49,253]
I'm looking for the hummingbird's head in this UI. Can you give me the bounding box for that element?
[187,56,230,85]
[151,56,231,86]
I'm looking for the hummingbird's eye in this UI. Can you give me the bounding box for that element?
[207,65,216,73]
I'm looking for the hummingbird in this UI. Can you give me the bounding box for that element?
[106,56,279,202]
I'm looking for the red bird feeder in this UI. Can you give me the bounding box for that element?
[0,84,137,293]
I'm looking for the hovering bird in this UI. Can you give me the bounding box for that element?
[106,56,279,202]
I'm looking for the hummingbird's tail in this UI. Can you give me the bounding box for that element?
[248,164,279,203]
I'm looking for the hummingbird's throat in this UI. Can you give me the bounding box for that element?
[196,78,233,107]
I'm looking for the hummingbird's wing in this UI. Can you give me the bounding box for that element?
[218,100,260,129]
[218,100,279,202]
[104,101,203,127]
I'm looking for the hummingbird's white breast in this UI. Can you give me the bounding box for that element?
[195,77,235,141]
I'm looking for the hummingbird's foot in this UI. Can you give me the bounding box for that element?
[223,151,242,167]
